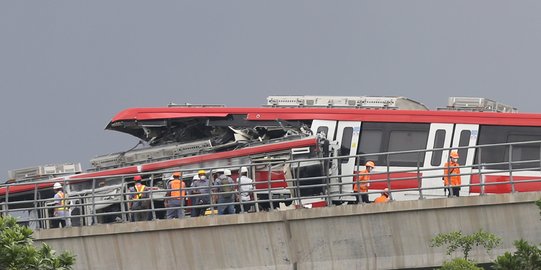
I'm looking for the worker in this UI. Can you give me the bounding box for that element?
[374,188,390,203]
[443,151,462,197]
[214,169,236,215]
[51,182,68,228]
[165,172,186,219]
[237,167,254,213]
[190,170,211,217]
[353,161,375,204]
[129,175,150,221]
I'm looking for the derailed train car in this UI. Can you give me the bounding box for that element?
[2,95,541,228]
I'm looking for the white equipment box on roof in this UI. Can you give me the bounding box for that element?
[444,97,518,113]
[91,140,213,169]
[8,163,82,181]
[266,95,429,110]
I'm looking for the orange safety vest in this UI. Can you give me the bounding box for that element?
[170,180,186,198]
[353,169,370,192]
[134,184,146,200]
[443,161,461,186]
[374,194,389,203]
[55,191,66,211]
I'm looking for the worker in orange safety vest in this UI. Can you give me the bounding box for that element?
[443,151,462,197]
[354,161,375,204]
[165,172,186,219]
[374,188,390,203]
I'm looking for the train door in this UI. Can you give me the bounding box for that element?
[422,124,454,198]
[334,121,362,202]
[310,120,337,141]
[450,124,479,196]
[356,122,431,201]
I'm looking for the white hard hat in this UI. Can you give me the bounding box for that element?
[224,169,232,176]
[240,167,249,173]
[53,182,62,189]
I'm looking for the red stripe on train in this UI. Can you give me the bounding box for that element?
[470,175,541,193]
[354,172,421,190]
[0,183,53,195]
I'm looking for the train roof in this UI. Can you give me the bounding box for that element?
[0,137,318,196]
[108,106,541,130]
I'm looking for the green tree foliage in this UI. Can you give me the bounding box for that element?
[430,229,502,260]
[0,215,75,270]
[439,258,482,270]
[493,239,541,270]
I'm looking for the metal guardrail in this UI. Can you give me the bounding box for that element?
[1,140,541,229]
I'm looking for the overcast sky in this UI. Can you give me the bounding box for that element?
[1,1,541,180]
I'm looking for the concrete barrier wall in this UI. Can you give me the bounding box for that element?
[34,192,541,270]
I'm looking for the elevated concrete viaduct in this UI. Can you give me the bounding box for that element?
[35,192,541,270]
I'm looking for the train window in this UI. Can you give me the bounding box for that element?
[431,130,446,166]
[317,127,329,138]
[358,129,383,165]
[340,127,353,163]
[457,130,471,165]
[388,130,429,166]
[358,122,429,167]
[506,135,541,169]
[476,126,541,169]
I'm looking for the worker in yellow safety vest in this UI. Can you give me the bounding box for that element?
[129,175,150,221]
[52,182,68,228]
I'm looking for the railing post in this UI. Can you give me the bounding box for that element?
[386,153,391,198]
[325,156,331,206]
[238,166,244,213]
[509,145,515,193]
[209,169,215,216]
[33,183,39,228]
[5,182,9,216]
[150,174,156,220]
[92,178,97,225]
[267,163,274,212]
[417,153,423,200]
[478,147,485,196]
[446,154,451,197]
[120,176,127,222]
[354,154,360,204]
[296,161,302,208]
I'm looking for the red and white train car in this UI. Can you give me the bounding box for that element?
[2,96,541,211]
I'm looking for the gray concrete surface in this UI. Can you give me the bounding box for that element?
[34,192,541,270]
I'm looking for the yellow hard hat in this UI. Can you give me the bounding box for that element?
[198,169,206,175]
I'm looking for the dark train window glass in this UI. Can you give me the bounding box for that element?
[505,135,541,169]
[476,126,541,170]
[457,130,471,165]
[316,127,329,138]
[358,129,383,166]
[340,127,353,163]
[388,130,429,166]
[358,122,430,167]
[431,130,446,166]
